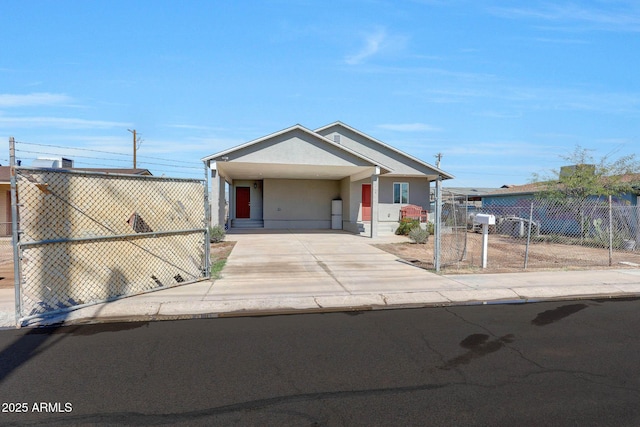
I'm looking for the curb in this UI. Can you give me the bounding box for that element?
[15,291,640,329]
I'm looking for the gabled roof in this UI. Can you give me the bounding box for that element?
[483,182,547,197]
[444,187,500,197]
[202,123,390,171]
[314,121,454,179]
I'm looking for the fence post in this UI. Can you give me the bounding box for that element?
[204,161,211,278]
[580,208,584,245]
[608,195,613,266]
[9,137,22,325]
[434,175,442,272]
[524,202,533,270]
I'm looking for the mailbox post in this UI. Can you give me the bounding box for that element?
[475,214,495,269]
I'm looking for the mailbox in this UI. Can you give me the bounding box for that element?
[475,214,495,225]
[475,214,495,269]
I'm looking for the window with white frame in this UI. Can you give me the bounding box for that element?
[393,182,409,204]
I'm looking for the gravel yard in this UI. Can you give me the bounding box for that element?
[373,231,640,274]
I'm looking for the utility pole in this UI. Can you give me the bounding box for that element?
[127,129,141,169]
[435,152,443,169]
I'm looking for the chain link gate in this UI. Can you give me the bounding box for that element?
[11,167,209,324]
[435,189,468,268]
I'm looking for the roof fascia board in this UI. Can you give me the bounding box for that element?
[201,123,393,173]
[315,121,454,180]
[483,191,535,198]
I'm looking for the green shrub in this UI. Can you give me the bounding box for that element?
[426,221,434,235]
[408,226,429,244]
[209,225,226,243]
[395,218,420,235]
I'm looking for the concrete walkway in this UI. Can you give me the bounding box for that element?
[2,229,640,328]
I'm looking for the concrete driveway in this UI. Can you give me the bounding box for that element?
[213,229,452,298]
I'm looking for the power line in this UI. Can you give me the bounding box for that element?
[15,140,197,166]
[12,144,205,179]
[15,148,134,164]
[15,141,131,157]
[15,149,202,171]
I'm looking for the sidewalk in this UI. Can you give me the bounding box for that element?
[2,267,640,329]
[2,230,640,328]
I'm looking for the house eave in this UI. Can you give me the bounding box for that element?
[314,121,454,180]
[202,124,391,170]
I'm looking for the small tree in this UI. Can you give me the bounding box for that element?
[531,145,640,200]
[531,145,640,244]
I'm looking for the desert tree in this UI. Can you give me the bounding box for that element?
[531,145,640,200]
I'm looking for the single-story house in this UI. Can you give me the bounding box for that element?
[202,121,454,237]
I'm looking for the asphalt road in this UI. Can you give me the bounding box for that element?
[1,299,639,426]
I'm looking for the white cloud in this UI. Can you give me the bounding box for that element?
[490,3,640,32]
[377,123,441,132]
[0,116,130,129]
[0,93,74,108]
[345,27,407,65]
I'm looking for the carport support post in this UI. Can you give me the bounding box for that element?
[370,167,380,238]
[208,161,225,228]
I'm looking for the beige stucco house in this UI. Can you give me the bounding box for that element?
[202,122,454,237]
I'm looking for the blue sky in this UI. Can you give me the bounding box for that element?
[1,1,639,186]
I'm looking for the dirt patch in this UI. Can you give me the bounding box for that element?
[210,241,236,264]
[0,243,13,289]
[0,241,237,290]
[373,231,640,274]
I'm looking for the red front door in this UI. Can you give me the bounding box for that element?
[236,187,251,219]
[362,184,371,221]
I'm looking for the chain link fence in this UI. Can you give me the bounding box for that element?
[436,190,469,268]
[457,197,640,271]
[12,167,208,323]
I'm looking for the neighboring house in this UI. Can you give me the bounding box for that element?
[482,176,640,208]
[441,187,499,211]
[0,165,153,237]
[444,187,498,203]
[480,176,640,237]
[70,168,153,176]
[202,121,453,237]
[481,182,548,208]
[0,167,11,236]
